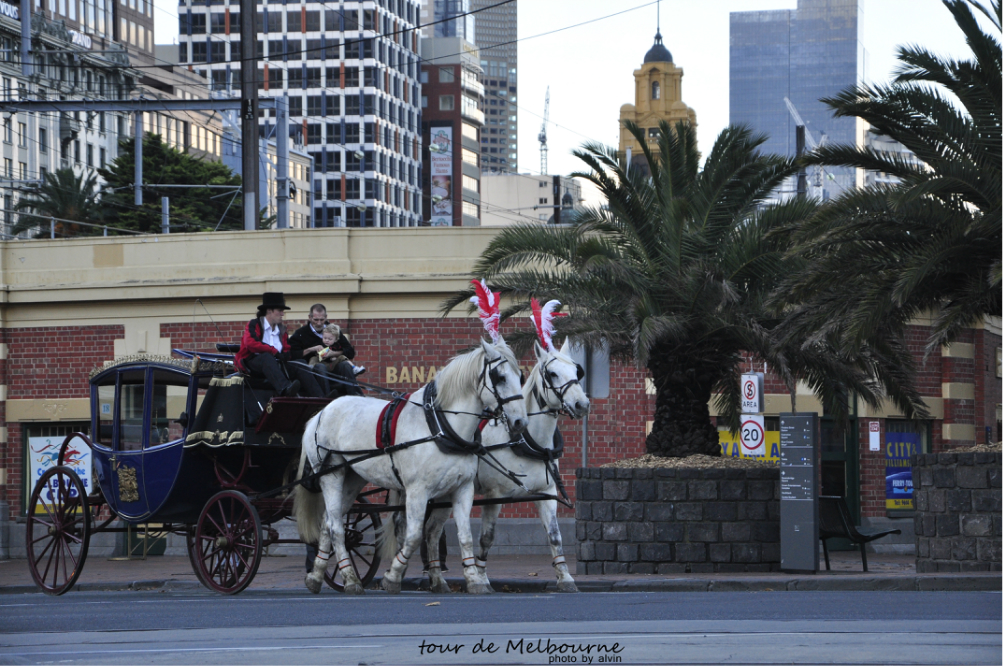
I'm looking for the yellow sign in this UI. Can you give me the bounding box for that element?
[719,429,780,463]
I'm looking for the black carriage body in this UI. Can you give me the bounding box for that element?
[89,358,313,525]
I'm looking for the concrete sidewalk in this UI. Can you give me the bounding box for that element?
[2,550,999,595]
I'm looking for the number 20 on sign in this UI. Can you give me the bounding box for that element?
[740,415,766,457]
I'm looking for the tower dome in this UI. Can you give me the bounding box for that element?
[643,31,672,63]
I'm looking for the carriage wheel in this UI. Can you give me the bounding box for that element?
[26,466,91,596]
[185,526,210,587]
[194,490,262,595]
[324,498,383,592]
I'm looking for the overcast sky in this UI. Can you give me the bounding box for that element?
[153,0,977,179]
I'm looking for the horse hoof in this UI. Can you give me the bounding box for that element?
[557,580,579,593]
[466,583,492,595]
[430,581,452,594]
[381,578,401,594]
[343,583,365,595]
[305,575,322,595]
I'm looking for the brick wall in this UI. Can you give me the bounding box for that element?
[913,452,1001,572]
[976,329,1002,442]
[1,325,122,518]
[574,467,781,573]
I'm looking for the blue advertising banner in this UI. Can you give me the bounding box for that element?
[885,432,920,510]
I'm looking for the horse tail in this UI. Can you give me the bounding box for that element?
[377,489,403,562]
[293,415,325,546]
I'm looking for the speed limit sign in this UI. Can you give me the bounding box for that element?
[740,415,766,457]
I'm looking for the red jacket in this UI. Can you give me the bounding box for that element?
[234,317,289,372]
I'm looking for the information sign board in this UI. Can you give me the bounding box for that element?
[740,373,764,413]
[780,412,818,573]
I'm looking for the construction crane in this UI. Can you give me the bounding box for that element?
[783,97,831,196]
[538,87,550,175]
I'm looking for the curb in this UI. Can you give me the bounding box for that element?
[3,574,999,595]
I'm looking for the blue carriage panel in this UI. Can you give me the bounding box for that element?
[141,368,194,518]
[88,359,213,523]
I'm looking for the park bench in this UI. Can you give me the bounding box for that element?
[818,495,901,572]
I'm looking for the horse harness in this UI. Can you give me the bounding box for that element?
[291,353,527,496]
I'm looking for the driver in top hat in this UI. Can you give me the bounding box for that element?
[234,292,324,398]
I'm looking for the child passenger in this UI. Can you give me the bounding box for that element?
[310,324,366,377]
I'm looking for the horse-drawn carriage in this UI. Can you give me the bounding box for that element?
[26,288,587,597]
[26,352,383,596]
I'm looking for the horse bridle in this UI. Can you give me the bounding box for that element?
[480,354,524,420]
[534,357,584,417]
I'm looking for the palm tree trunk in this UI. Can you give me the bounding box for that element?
[646,355,722,458]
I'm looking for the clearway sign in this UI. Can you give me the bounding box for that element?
[740,372,764,413]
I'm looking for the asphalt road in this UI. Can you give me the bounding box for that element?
[1,590,1000,665]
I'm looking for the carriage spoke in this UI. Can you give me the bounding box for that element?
[38,495,57,523]
[38,538,57,583]
[60,534,80,571]
[351,551,374,568]
[49,537,64,588]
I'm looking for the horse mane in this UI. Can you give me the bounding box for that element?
[435,340,519,408]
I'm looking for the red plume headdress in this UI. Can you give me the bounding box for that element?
[470,279,501,342]
[530,298,566,351]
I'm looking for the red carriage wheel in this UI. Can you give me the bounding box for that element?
[185,525,210,587]
[194,490,262,595]
[324,497,383,592]
[26,466,91,596]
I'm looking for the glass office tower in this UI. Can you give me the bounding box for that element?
[730,0,866,199]
[471,0,517,174]
[178,0,423,228]
[430,0,475,41]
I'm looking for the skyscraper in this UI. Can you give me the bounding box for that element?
[178,0,424,228]
[421,0,475,41]
[470,0,516,174]
[730,0,866,199]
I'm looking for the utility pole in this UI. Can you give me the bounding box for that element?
[795,126,807,199]
[276,95,289,229]
[240,0,259,231]
[134,111,143,206]
[161,197,169,233]
[538,87,549,176]
[20,0,30,79]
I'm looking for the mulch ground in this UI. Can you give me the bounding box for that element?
[601,453,777,469]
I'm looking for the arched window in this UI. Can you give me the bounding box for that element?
[651,81,660,100]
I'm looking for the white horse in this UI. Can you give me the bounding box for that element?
[293,339,528,595]
[421,339,589,593]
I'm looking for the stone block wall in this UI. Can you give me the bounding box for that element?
[574,467,781,574]
[913,452,1001,572]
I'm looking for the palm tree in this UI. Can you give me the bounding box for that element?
[445,121,900,457]
[12,168,105,237]
[781,0,1000,354]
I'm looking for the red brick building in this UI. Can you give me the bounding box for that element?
[0,229,998,556]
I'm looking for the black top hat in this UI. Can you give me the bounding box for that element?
[257,292,291,315]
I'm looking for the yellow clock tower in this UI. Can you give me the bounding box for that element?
[618,30,698,168]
